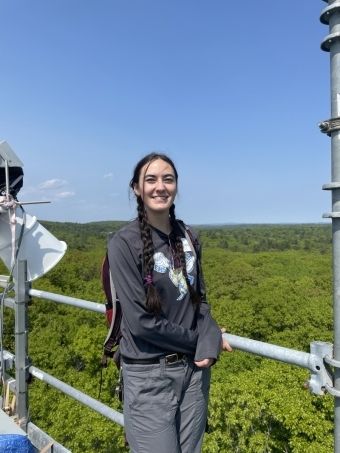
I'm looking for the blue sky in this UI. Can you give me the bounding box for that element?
[0,1,332,224]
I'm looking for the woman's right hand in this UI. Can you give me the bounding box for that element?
[194,358,214,368]
[220,328,232,352]
[195,329,232,367]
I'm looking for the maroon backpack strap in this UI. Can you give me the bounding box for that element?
[101,253,115,303]
[101,252,122,368]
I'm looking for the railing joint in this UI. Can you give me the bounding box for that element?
[325,383,340,398]
[324,355,340,368]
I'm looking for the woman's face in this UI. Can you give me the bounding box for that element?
[133,158,177,216]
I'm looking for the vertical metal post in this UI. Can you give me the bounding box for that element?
[319,2,340,451]
[14,259,30,431]
[330,22,340,453]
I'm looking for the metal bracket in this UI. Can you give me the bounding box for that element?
[318,117,340,135]
[320,2,340,25]
[324,355,340,368]
[322,212,340,218]
[325,383,340,397]
[322,183,340,190]
[305,342,333,395]
[307,344,340,398]
[321,32,340,52]
[323,354,340,397]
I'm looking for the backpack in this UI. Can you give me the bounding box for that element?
[100,220,200,371]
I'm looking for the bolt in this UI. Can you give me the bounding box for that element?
[318,121,329,132]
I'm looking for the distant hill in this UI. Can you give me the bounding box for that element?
[40,220,128,238]
[192,222,239,229]
[40,220,331,237]
[192,222,330,230]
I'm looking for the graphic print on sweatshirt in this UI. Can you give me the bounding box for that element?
[153,238,195,300]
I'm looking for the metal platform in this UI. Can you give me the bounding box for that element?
[0,409,26,436]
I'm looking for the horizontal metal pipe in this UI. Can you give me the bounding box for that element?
[3,296,15,309]
[29,366,124,427]
[27,422,71,453]
[29,289,105,314]
[223,333,316,370]
[1,349,15,371]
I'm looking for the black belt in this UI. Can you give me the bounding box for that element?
[123,353,187,366]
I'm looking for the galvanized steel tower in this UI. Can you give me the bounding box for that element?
[319,1,340,451]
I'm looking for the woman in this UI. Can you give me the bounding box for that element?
[108,153,231,453]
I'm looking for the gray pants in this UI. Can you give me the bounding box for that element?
[123,356,211,453]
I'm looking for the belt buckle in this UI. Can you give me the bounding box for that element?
[165,353,179,365]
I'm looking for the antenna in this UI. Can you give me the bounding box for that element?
[0,141,67,281]
[0,141,50,209]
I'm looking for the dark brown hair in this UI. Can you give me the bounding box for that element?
[131,153,201,317]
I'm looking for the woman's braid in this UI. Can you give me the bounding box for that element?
[137,196,162,317]
[169,205,201,310]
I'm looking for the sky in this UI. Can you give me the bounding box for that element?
[0,1,333,225]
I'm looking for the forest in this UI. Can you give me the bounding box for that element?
[1,221,335,453]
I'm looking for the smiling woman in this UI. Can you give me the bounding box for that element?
[132,158,178,228]
[107,152,231,453]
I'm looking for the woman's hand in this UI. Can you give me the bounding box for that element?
[194,329,232,367]
[220,328,232,352]
[194,358,214,368]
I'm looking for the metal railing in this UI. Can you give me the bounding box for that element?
[0,258,338,452]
